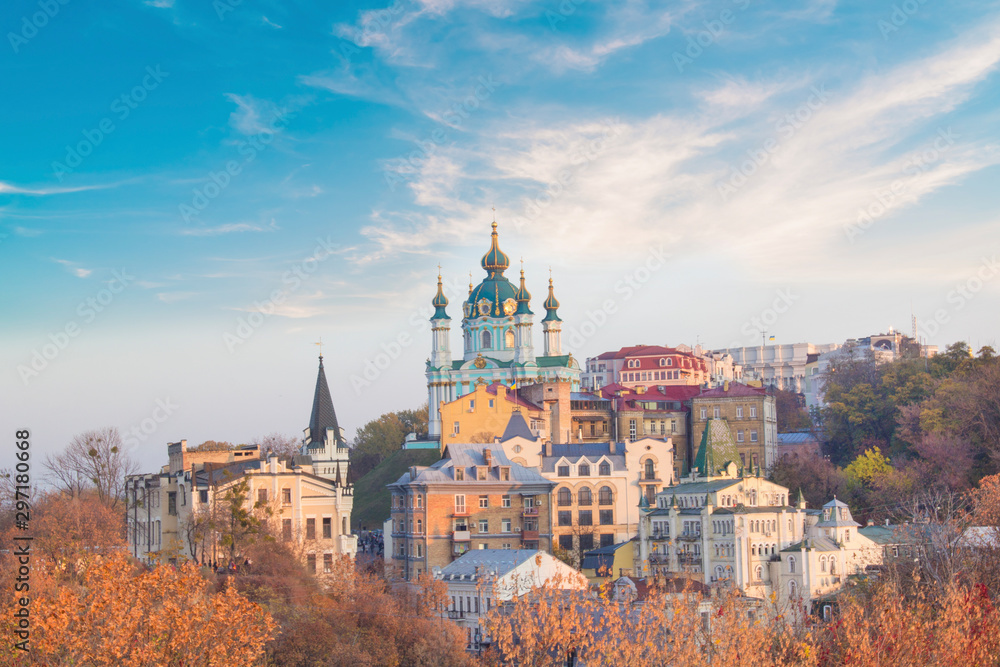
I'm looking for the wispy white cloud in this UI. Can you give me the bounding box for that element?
[0,181,119,196]
[180,221,280,236]
[52,258,92,278]
[262,15,283,29]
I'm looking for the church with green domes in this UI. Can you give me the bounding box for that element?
[426,222,581,440]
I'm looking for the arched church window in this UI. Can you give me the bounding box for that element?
[504,329,515,348]
[482,330,492,349]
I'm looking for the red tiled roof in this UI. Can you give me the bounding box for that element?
[596,345,682,360]
[697,381,766,398]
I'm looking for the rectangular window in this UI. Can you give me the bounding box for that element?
[489,399,494,408]
[469,399,475,410]
[477,467,487,481]
[558,511,572,527]
[199,489,208,503]
[502,494,511,508]
[629,419,637,439]
[479,495,489,509]
[599,510,613,525]
[558,465,570,477]
[453,422,460,435]
[700,407,707,420]
[579,534,594,551]
[750,430,758,442]
[455,467,465,480]
[600,533,614,547]
[306,518,316,540]
[500,467,510,481]
[736,406,744,419]
[168,492,177,516]
[752,454,759,468]
[282,488,292,505]
[323,517,332,539]
[671,420,677,434]
[578,510,592,526]
[455,494,466,514]
[559,535,574,550]
[282,519,292,541]
[323,553,333,573]
[750,406,757,418]
[737,430,744,442]
[307,554,316,574]
[713,406,720,419]
[501,519,511,533]
[416,494,423,508]
[479,519,489,533]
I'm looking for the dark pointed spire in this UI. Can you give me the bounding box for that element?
[308,355,345,448]
[335,461,344,487]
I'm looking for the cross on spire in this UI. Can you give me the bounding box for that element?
[314,337,324,358]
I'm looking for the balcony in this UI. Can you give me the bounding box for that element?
[521,529,539,541]
[648,553,670,564]
[678,553,702,565]
[651,531,670,541]
[522,507,539,517]
[453,507,470,517]
[453,530,471,541]
[678,533,701,541]
[447,610,465,620]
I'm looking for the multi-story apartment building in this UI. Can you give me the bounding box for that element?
[497,413,673,564]
[714,342,840,393]
[438,381,546,448]
[387,443,555,582]
[126,355,357,567]
[636,423,881,619]
[690,381,777,473]
[581,345,710,392]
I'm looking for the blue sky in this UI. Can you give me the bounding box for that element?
[2,0,999,474]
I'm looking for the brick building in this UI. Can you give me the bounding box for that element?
[690,381,777,472]
[386,442,554,582]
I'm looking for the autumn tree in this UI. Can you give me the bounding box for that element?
[774,388,812,432]
[250,432,301,458]
[217,477,273,565]
[1,552,275,666]
[189,439,235,452]
[42,427,138,508]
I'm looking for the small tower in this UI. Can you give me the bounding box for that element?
[428,271,454,439]
[302,355,351,485]
[513,263,535,364]
[542,275,562,356]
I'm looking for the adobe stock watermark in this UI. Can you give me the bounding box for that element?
[673,0,752,73]
[383,76,502,192]
[917,254,999,339]
[223,237,341,352]
[52,65,169,181]
[565,244,670,352]
[509,117,624,234]
[123,398,180,452]
[844,127,957,243]
[716,86,829,201]
[7,0,71,54]
[180,108,293,224]
[878,0,931,40]
[545,0,588,31]
[737,288,798,343]
[349,275,467,395]
[16,269,134,385]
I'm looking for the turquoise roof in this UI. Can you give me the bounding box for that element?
[515,268,533,315]
[542,277,561,322]
[693,419,741,476]
[431,274,450,320]
[467,222,519,318]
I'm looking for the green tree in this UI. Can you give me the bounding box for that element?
[350,404,429,479]
[216,477,273,564]
[773,388,812,432]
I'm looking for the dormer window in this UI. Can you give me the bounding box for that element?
[477,467,487,481]
[455,468,465,481]
[499,467,510,481]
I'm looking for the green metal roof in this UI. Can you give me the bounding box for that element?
[693,419,741,476]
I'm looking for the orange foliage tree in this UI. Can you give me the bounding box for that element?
[1,552,275,666]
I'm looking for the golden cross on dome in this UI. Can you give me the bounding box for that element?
[437,263,442,277]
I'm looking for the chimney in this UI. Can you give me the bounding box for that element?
[544,440,552,457]
[723,380,729,392]
[609,440,616,454]
[483,449,493,467]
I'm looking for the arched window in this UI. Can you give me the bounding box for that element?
[644,460,655,480]
[598,486,613,505]
[482,329,492,349]
[599,462,611,476]
[820,556,828,572]
[789,581,798,599]
[578,487,592,506]
[830,558,837,574]
[755,565,763,581]
[788,556,796,574]
[504,329,515,348]
[751,544,757,556]
[342,516,347,535]
[557,488,572,506]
